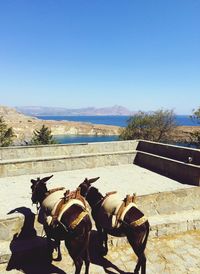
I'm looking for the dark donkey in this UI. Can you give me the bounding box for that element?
[31,175,92,274]
[78,177,150,274]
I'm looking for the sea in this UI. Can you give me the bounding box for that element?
[36,115,199,144]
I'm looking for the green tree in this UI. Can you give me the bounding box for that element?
[0,116,15,147]
[30,125,57,145]
[120,109,177,142]
[189,107,200,148]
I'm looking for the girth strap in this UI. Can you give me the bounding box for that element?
[130,216,147,227]
[69,211,88,229]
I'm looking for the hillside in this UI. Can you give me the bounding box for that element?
[0,106,121,144]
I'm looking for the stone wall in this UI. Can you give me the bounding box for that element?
[0,141,138,177]
[1,140,200,185]
[134,140,200,186]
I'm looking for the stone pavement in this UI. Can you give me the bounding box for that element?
[1,230,200,274]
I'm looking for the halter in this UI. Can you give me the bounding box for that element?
[84,185,92,199]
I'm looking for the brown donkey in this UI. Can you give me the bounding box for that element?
[31,175,92,274]
[78,177,150,274]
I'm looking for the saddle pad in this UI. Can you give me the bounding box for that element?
[57,199,86,221]
[42,189,67,214]
[98,193,137,229]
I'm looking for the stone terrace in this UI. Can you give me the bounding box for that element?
[0,140,200,270]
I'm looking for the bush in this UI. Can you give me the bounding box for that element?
[189,107,200,148]
[120,109,177,142]
[30,125,58,145]
[0,116,15,147]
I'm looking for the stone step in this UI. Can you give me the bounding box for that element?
[1,210,200,264]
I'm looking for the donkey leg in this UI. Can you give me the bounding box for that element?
[141,253,146,274]
[96,225,108,256]
[84,248,90,274]
[103,230,108,256]
[54,239,62,261]
[74,257,83,274]
[65,238,85,274]
[126,232,144,274]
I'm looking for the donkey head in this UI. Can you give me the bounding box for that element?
[78,177,100,197]
[31,175,53,204]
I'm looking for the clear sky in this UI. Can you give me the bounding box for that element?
[0,0,199,114]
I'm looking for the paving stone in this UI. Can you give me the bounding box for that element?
[1,230,200,273]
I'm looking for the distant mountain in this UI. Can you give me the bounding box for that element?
[16,105,135,116]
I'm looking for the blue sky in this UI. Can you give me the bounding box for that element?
[0,0,199,114]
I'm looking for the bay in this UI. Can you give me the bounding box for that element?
[36,115,199,144]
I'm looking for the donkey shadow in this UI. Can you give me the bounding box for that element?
[6,207,66,274]
[89,230,132,274]
[6,207,131,273]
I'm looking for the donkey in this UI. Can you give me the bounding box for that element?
[31,175,92,274]
[78,177,150,274]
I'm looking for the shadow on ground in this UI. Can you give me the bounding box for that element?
[89,230,132,274]
[5,208,132,274]
[6,207,66,274]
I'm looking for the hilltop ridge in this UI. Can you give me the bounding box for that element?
[16,105,134,116]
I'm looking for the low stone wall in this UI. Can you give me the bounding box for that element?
[134,151,200,186]
[0,141,138,177]
[136,187,200,216]
[136,140,200,165]
[1,140,200,182]
[0,151,136,177]
[134,140,200,186]
[0,141,138,161]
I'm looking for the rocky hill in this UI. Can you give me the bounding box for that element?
[0,106,121,144]
[16,105,134,116]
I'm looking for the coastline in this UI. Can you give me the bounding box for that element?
[1,106,200,145]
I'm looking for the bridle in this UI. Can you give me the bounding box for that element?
[84,184,104,209]
[84,184,92,199]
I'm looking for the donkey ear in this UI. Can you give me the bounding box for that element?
[83,178,89,184]
[40,175,53,184]
[31,179,36,184]
[88,177,100,184]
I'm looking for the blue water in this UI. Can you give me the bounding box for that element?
[55,135,119,144]
[36,115,199,144]
[36,115,199,127]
